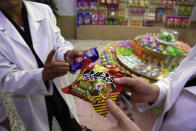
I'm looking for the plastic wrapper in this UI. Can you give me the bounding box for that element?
[165,46,175,55]
[70,47,99,73]
[62,60,126,116]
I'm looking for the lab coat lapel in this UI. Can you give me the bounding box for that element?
[0,11,28,48]
[24,2,45,47]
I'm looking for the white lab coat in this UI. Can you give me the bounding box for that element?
[0,1,77,131]
[139,45,196,131]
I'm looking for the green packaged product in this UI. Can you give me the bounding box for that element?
[173,46,185,55]
[166,46,176,55]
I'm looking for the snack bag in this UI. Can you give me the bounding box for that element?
[62,60,126,116]
[70,47,99,73]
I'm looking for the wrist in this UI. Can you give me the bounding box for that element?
[150,84,160,104]
[42,70,47,82]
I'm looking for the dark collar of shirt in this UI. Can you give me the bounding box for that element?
[184,77,196,87]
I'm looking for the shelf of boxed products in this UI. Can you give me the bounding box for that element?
[76,0,194,28]
[99,31,191,81]
[165,15,191,29]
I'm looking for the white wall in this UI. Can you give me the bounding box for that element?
[54,0,76,16]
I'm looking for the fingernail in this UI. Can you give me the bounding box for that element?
[106,99,113,108]
[114,78,121,84]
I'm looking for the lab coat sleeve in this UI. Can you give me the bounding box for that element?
[137,74,171,112]
[0,96,6,122]
[47,6,73,60]
[0,53,53,95]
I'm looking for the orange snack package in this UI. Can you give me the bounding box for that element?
[61,60,126,116]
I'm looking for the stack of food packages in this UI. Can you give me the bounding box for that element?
[100,35,191,81]
[132,33,191,80]
[77,0,120,26]
[100,41,148,82]
[100,41,132,73]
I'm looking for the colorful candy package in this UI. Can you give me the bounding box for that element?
[62,60,126,116]
[70,47,99,73]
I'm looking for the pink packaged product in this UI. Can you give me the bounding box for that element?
[99,12,106,25]
[91,12,106,25]
[129,8,145,14]
[160,0,176,8]
[91,12,99,25]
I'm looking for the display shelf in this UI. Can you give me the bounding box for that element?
[76,0,194,28]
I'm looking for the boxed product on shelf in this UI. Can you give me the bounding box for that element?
[143,8,156,26]
[151,0,160,4]
[91,11,107,25]
[178,5,193,16]
[166,16,190,28]
[99,0,119,5]
[77,11,91,26]
[118,10,129,25]
[107,5,118,19]
[129,16,143,26]
[177,0,193,5]
[129,8,145,14]
[76,0,194,28]
[128,0,150,8]
[77,0,98,9]
[159,0,176,8]
[156,8,165,22]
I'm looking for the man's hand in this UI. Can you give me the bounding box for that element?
[0,117,11,131]
[114,76,160,104]
[106,99,141,131]
[42,49,70,81]
[65,49,83,65]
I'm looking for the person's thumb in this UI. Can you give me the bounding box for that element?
[45,49,56,63]
[106,99,130,124]
[72,50,83,57]
[114,77,133,85]
[106,99,141,131]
